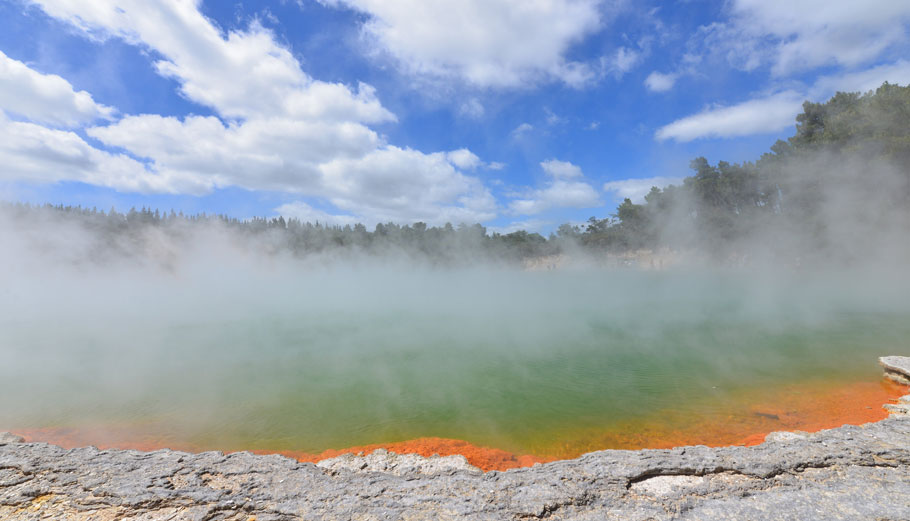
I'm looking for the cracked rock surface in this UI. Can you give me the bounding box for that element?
[2,412,909,520]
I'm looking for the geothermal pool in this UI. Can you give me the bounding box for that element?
[2,266,908,468]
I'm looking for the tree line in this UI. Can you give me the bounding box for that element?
[4,82,909,267]
[575,82,910,263]
[0,201,559,265]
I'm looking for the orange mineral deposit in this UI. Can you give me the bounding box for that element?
[12,378,906,473]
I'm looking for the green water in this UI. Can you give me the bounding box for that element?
[2,266,908,455]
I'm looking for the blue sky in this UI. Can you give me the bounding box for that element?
[1,0,910,233]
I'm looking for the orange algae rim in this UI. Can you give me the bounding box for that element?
[262,437,555,472]
[732,378,908,447]
[10,379,908,473]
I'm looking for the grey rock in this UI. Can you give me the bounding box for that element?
[629,474,707,496]
[0,432,25,444]
[316,448,482,476]
[884,403,910,415]
[764,430,808,442]
[880,355,910,385]
[1,417,908,520]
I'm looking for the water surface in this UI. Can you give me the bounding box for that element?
[2,267,908,459]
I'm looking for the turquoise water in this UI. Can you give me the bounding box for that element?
[2,266,908,456]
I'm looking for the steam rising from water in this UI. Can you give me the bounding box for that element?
[1,207,908,455]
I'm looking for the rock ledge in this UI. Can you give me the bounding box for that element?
[880,355,910,385]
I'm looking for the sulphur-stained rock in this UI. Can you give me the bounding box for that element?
[316,448,482,476]
[0,432,25,444]
[764,430,809,443]
[884,403,910,415]
[879,355,910,385]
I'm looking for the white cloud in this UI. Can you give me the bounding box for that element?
[508,159,600,215]
[446,149,482,170]
[692,21,764,72]
[693,0,910,77]
[321,147,497,224]
[0,113,205,193]
[19,0,498,224]
[540,159,583,179]
[458,98,485,119]
[737,0,910,75]
[487,162,506,171]
[544,107,566,126]
[28,0,394,123]
[644,71,678,92]
[84,115,497,223]
[604,46,642,78]
[508,180,600,215]
[810,60,910,98]
[488,219,550,234]
[655,90,804,142]
[655,59,910,143]
[86,114,380,193]
[603,176,683,203]
[510,122,534,139]
[319,0,606,88]
[274,201,359,227]
[0,50,113,127]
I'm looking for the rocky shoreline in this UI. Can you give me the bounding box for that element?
[2,357,908,520]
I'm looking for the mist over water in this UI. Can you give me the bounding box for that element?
[2,214,908,457]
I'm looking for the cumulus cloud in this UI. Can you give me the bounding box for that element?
[655,91,804,142]
[644,71,678,92]
[603,176,683,203]
[446,149,482,170]
[508,159,600,215]
[319,0,607,88]
[85,117,497,223]
[540,159,583,179]
[0,50,113,127]
[0,113,206,193]
[86,114,378,192]
[27,0,394,123]
[321,146,497,224]
[18,0,498,224]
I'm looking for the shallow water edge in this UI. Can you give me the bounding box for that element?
[1,379,908,520]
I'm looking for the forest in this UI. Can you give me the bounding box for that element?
[577,81,910,264]
[4,82,909,267]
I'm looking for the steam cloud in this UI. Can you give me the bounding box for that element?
[2,86,909,455]
[0,193,907,454]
